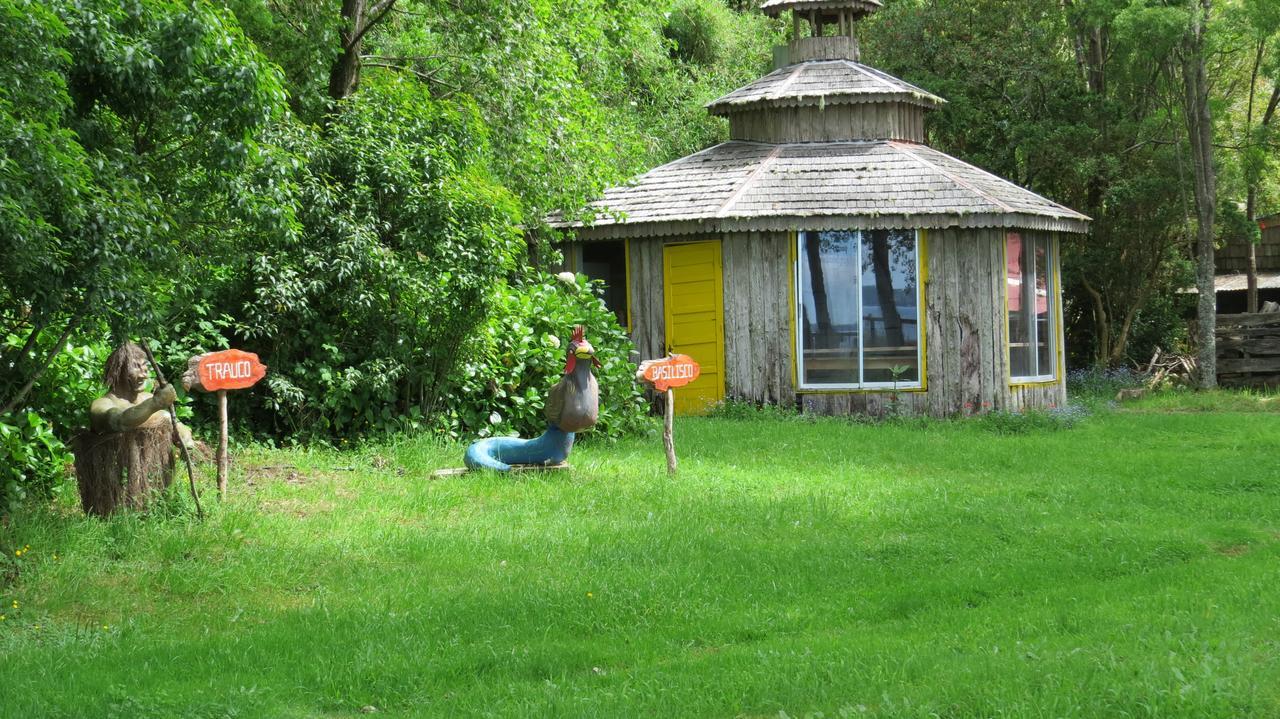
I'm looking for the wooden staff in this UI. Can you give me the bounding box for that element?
[664,388,677,476]
[217,389,228,499]
[140,341,203,519]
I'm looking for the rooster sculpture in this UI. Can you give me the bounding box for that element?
[464,325,601,472]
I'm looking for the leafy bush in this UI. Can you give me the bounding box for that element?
[0,411,72,514]
[195,82,525,439]
[442,273,649,441]
[1067,366,1148,398]
[706,399,806,422]
[976,402,1091,435]
[1,331,106,438]
[663,0,734,66]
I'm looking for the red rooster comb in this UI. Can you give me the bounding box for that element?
[563,325,597,374]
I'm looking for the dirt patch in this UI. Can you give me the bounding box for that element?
[1214,543,1250,557]
[260,497,336,518]
[245,464,307,486]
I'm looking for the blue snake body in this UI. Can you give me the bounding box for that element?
[464,425,576,472]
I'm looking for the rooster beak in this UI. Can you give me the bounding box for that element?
[574,340,595,359]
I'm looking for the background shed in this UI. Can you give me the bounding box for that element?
[1212,212,1280,313]
[553,0,1090,416]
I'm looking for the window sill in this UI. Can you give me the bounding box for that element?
[797,385,926,394]
[1009,377,1059,388]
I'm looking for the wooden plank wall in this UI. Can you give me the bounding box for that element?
[721,232,796,407]
[1217,226,1280,273]
[627,238,665,363]
[617,229,1067,417]
[800,228,1066,417]
[728,104,926,144]
[1216,312,1280,388]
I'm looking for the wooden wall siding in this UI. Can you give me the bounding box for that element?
[626,238,666,363]
[1216,312,1280,388]
[617,227,1066,418]
[923,227,1004,416]
[783,35,861,65]
[727,103,925,143]
[721,232,796,407]
[800,228,1065,418]
[1218,226,1280,273]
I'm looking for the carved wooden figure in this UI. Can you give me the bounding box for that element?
[74,342,196,516]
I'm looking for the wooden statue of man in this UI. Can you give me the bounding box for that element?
[75,342,195,515]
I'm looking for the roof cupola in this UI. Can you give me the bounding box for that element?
[707,0,940,144]
[764,0,881,64]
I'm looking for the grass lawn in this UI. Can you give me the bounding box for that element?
[2,392,1279,718]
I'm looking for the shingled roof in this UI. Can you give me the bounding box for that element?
[551,140,1090,239]
[707,60,945,114]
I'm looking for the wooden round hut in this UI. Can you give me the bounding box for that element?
[553,0,1090,417]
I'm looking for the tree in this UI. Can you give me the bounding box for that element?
[329,0,397,101]
[0,0,284,416]
[1181,0,1217,388]
[1227,0,1280,312]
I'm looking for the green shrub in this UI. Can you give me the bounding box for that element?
[0,411,72,514]
[706,398,806,422]
[1066,366,1148,398]
[975,402,1090,435]
[200,83,525,439]
[442,273,649,441]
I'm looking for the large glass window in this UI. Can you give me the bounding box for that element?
[797,229,921,388]
[1006,232,1056,380]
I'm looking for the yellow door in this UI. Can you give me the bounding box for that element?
[663,240,726,414]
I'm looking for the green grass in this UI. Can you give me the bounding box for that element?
[2,392,1279,718]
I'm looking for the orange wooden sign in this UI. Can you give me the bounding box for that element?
[194,349,267,392]
[638,354,701,391]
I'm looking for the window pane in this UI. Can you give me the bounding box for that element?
[861,230,919,383]
[800,231,859,385]
[1007,233,1034,377]
[1034,238,1053,375]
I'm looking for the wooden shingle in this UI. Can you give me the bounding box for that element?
[707,60,944,114]
[550,141,1090,239]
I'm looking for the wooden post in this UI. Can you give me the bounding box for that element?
[183,349,267,501]
[664,389,677,476]
[217,389,229,499]
[637,354,698,477]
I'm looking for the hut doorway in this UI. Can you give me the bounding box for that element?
[662,240,726,414]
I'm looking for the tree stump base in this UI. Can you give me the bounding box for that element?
[72,425,176,516]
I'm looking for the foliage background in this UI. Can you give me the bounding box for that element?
[0,0,779,508]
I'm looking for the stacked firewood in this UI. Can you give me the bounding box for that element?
[1140,347,1197,388]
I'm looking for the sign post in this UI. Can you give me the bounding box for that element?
[183,349,267,499]
[636,354,700,475]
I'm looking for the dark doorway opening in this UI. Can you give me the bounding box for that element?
[581,241,629,328]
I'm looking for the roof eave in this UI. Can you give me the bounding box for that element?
[555,212,1091,240]
[706,94,946,115]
